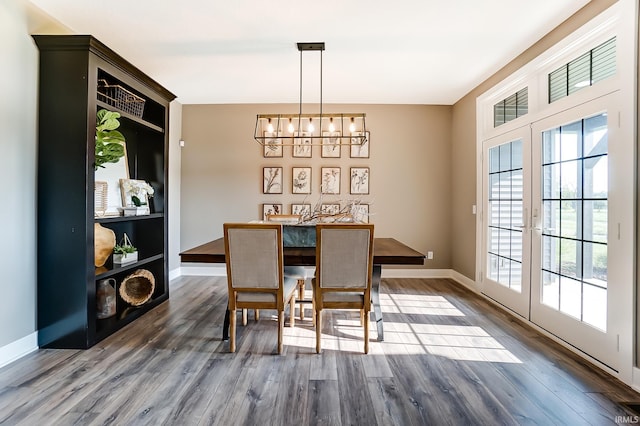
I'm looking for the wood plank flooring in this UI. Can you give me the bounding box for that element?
[1,276,639,425]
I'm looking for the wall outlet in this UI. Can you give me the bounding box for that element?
[427,251,434,260]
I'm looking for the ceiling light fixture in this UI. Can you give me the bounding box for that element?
[254,42,367,146]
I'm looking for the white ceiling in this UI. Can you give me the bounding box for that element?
[29,0,591,105]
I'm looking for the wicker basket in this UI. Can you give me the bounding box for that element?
[97,79,146,118]
[120,269,155,306]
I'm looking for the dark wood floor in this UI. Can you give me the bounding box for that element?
[1,276,639,425]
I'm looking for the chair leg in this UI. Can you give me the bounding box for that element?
[315,309,322,353]
[255,309,260,321]
[364,309,369,354]
[360,309,365,326]
[298,279,306,321]
[290,295,296,328]
[242,309,248,326]
[229,308,237,353]
[278,310,284,354]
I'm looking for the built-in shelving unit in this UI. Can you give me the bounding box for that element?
[33,35,176,349]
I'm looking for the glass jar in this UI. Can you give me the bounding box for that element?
[96,278,117,319]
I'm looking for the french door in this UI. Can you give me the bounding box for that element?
[481,127,531,318]
[482,93,621,370]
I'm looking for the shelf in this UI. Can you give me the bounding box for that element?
[95,212,164,224]
[97,99,164,133]
[96,254,164,280]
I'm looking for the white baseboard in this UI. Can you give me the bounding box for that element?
[179,264,227,276]
[0,332,38,369]
[632,367,640,393]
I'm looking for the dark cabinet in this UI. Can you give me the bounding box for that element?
[33,35,176,348]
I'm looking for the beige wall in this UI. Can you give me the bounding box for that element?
[450,0,618,281]
[180,103,452,269]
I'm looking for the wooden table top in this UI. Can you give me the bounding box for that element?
[180,237,425,266]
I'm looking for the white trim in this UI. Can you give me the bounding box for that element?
[0,332,38,369]
[632,367,640,393]
[179,264,227,276]
[169,267,181,281]
[381,268,450,279]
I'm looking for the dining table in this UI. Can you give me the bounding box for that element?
[180,236,425,341]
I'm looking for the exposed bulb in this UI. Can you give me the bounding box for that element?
[328,118,335,133]
[308,118,315,133]
[349,117,356,133]
[267,118,274,133]
[287,118,294,133]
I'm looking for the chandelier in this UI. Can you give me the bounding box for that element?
[254,42,367,147]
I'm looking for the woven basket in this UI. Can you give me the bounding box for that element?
[120,269,155,306]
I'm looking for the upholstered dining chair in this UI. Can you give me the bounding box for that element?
[223,223,297,354]
[313,223,375,354]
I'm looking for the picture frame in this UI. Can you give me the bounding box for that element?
[350,167,370,195]
[262,203,283,220]
[293,132,312,158]
[263,167,283,194]
[292,167,311,194]
[94,145,129,216]
[321,204,341,215]
[291,203,311,217]
[263,131,283,157]
[321,167,340,194]
[350,131,370,158]
[321,131,341,158]
[119,178,154,215]
[352,203,370,223]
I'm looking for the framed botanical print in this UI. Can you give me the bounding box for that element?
[291,203,311,217]
[352,203,369,223]
[263,167,283,194]
[321,131,341,158]
[350,131,370,158]
[321,204,340,215]
[350,167,370,195]
[262,203,282,220]
[292,167,311,194]
[321,167,340,194]
[293,132,312,158]
[263,132,282,157]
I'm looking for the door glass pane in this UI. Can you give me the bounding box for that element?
[487,139,524,292]
[540,115,607,330]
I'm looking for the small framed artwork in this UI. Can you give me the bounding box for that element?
[293,132,312,158]
[291,203,311,217]
[263,167,283,194]
[292,167,311,194]
[350,167,370,195]
[321,204,340,215]
[263,132,282,157]
[352,204,369,223]
[321,131,341,158]
[350,131,370,158]
[262,203,283,220]
[321,167,340,194]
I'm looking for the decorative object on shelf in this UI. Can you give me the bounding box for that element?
[350,167,370,195]
[97,79,145,118]
[265,214,301,224]
[263,167,283,194]
[268,196,370,224]
[120,179,154,215]
[96,278,117,319]
[94,223,116,267]
[253,42,367,148]
[94,181,108,217]
[120,269,155,306]
[113,233,138,264]
[95,109,126,170]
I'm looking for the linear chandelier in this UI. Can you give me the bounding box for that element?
[254,42,367,147]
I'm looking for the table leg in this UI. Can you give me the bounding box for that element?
[222,301,230,341]
[371,264,383,341]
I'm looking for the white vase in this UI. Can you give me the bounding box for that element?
[113,251,138,264]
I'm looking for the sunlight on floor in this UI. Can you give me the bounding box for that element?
[280,293,522,363]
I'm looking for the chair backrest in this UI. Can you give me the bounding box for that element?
[315,223,374,289]
[223,223,283,289]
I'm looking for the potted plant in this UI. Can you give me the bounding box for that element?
[95,109,126,170]
[113,233,138,264]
